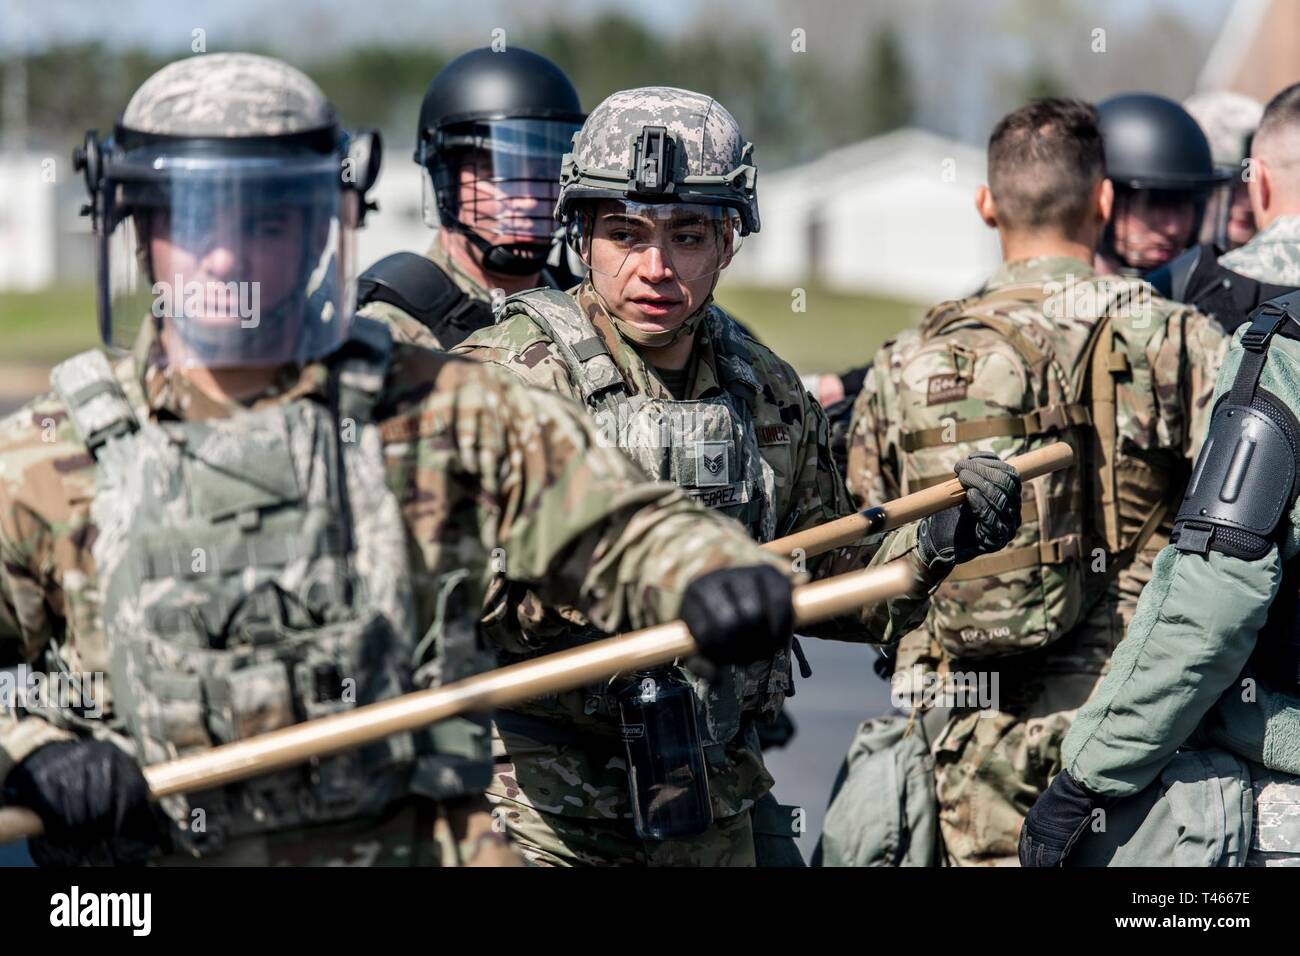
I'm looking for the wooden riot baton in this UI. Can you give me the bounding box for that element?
[0,560,915,843]
[763,442,1075,560]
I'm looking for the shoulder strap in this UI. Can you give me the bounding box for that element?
[498,289,628,408]
[903,284,1089,452]
[1230,291,1300,407]
[334,316,394,424]
[705,307,761,403]
[927,283,1053,368]
[356,252,492,347]
[50,350,140,458]
[1084,312,1123,553]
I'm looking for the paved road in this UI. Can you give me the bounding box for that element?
[763,637,893,861]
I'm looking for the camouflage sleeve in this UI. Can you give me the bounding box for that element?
[844,352,902,508]
[0,399,83,778]
[1142,301,1226,462]
[421,360,787,636]
[451,318,580,399]
[358,300,447,351]
[779,370,945,645]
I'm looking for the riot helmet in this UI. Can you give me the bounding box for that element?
[1097,93,1230,272]
[75,53,380,370]
[414,47,583,276]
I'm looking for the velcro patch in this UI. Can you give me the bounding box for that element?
[756,424,790,446]
[927,374,969,405]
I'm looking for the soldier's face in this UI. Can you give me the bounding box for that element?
[1111,192,1198,270]
[147,205,308,323]
[1227,181,1256,247]
[585,201,732,331]
[456,150,550,244]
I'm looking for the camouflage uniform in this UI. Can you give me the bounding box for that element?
[444,86,951,866]
[0,317,801,865]
[457,281,938,866]
[357,239,495,350]
[1219,215,1300,285]
[0,55,788,868]
[845,255,1224,865]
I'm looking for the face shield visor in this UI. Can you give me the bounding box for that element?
[1200,164,1256,250]
[1105,184,1221,272]
[569,200,743,284]
[96,145,357,371]
[421,118,580,244]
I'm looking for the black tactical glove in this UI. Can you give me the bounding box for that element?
[4,739,170,866]
[1019,768,1101,867]
[918,451,1021,568]
[680,565,794,667]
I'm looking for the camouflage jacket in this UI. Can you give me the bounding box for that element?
[357,237,494,350]
[0,321,782,808]
[1219,215,1300,286]
[454,282,943,819]
[847,256,1225,676]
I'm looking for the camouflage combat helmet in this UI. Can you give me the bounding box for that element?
[556,86,760,234]
[121,52,337,136]
[1183,90,1264,169]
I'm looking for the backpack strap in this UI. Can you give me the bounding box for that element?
[497,289,629,410]
[334,316,395,425]
[49,350,140,457]
[905,284,1088,452]
[948,534,1085,581]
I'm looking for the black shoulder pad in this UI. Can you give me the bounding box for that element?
[356,252,492,346]
[1147,245,1206,301]
[1173,390,1300,560]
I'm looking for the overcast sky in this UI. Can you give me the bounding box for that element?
[2,0,1233,55]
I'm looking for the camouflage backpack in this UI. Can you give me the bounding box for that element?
[49,319,482,857]
[895,281,1167,659]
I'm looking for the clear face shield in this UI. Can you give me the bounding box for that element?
[569,200,743,284]
[1108,184,1227,271]
[422,118,580,243]
[97,151,357,370]
[1200,165,1256,250]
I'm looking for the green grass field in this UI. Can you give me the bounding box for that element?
[714,282,923,373]
[0,282,924,377]
[0,285,99,367]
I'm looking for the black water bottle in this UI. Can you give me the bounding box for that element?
[617,668,713,840]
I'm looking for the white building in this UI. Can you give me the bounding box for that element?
[0,152,59,291]
[727,128,1001,303]
[355,161,430,269]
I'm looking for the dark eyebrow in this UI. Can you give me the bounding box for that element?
[600,213,652,226]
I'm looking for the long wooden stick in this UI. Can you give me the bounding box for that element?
[763,442,1074,559]
[0,561,914,843]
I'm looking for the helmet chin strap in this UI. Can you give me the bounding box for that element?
[596,276,719,350]
[457,222,551,277]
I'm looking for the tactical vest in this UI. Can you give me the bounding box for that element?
[49,319,476,858]
[895,281,1174,660]
[493,290,788,756]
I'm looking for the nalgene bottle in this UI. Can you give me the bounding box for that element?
[617,668,713,840]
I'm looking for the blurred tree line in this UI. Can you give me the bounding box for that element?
[1,11,917,168]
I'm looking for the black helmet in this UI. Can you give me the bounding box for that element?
[414,48,584,276]
[1097,93,1231,272]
